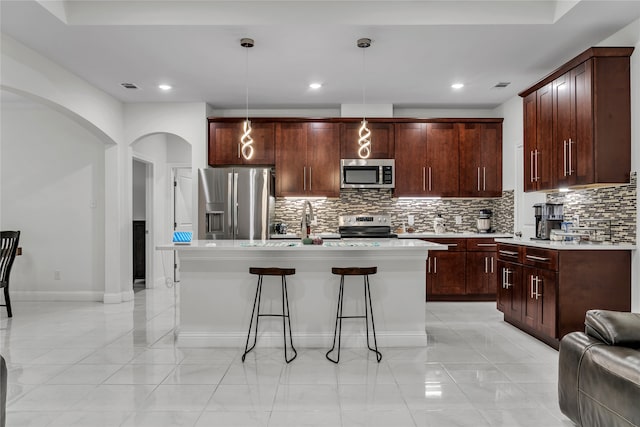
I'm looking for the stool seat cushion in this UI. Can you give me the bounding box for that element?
[249,267,296,276]
[331,267,377,276]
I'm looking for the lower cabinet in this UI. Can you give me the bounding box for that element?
[497,242,631,349]
[426,237,497,301]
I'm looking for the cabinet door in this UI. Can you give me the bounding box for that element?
[572,60,594,185]
[245,122,276,165]
[498,261,523,321]
[307,122,340,197]
[427,251,466,297]
[275,123,307,196]
[209,121,275,166]
[554,72,574,187]
[465,251,494,294]
[536,268,557,338]
[536,83,555,190]
[426,123,459,197]
[523,92,538,192]
[209,121,243,165]
[394,123,427,197]
[459,123,502,197]
[340,122,395,159]
[523,267,556,338]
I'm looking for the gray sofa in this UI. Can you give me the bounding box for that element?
[559,310,640,427]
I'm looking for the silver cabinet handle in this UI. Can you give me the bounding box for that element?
[434,258,437,274]
[476,243,497,247]
[502,268,506,287]
[535,150,539,182]
[530,275,535,299]
[303,166,306,191]
[237,142,241,158]
[499,250,518,257]
[563,140,569,176]
[422,167,426,191]
[568,138,574,175]
[484,257,488,273]
[526,254,550,262]
[536,277,542,299]
[427,257,431,273]
[477,167,481,191]
[446,244,458,248]
[483,167,486,191]
[428,167,432,191]
[309,167,312,191]
[491,256,494,273]
[530,151,535,183]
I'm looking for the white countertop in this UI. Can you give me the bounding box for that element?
[157,239,447,252]
[397,232,513,239]
[494,238,636,251]
[271,233,341,239]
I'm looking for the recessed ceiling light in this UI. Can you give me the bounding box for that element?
[309,83,322,90]
[451,83,464,90]
[158,84,172,91]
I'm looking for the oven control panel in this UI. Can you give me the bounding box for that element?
[339,215,390,227]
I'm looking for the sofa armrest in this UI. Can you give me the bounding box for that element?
[585,310,640,348]
[559,332,602,425]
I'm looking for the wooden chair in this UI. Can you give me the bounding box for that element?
[1,231,21,317]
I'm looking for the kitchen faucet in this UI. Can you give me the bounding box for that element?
[300,200,315,239]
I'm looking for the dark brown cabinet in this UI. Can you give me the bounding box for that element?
[340,122,394,159]
[520,47,633,192]
[497,243,631,349]
[275,122,340,197]
[425,237,497,301]
[426,239,466,298]
[395,123,459,197]
[459,123,502,197]
[208,121,275,166]
[465,238,498,296]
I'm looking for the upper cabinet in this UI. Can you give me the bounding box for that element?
[395,120,502,198]
[394,122,459,197]
[459,123,502,197]
[208,120,275,166]
[275,122,340,197]
[340,121,395,159]
[520,47,633,191]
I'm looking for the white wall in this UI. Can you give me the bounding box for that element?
[1,101,106,300]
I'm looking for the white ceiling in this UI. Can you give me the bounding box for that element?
[1,0,639,110]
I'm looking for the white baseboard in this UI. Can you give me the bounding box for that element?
[12,291,103,302]
[103,292,123,304]
[176,331,426,348]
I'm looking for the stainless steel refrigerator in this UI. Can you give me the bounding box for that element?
[199,167,275,240]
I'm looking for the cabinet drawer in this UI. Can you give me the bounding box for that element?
[523,247,558,271]
[423,238,466,251]
[467,238,498,252]
[497,243,522,262]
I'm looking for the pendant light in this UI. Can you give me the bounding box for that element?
[240,38,254,160]
[357,37,372,159]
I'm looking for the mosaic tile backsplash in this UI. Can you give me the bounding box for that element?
[546,172,637,244]
[274,190,515,235]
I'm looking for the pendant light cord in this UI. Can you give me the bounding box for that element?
[362,46,366,122]
[245,47,249,121]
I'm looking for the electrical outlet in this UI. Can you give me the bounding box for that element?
[455,215,462,225]
[311,218,318,226]
[54,270,61,280]
[407,215,415,226]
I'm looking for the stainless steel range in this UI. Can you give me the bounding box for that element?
[338,214,396,238]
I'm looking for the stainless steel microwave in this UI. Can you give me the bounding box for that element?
[340,159,395,189]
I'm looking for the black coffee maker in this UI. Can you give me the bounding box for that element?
[533,203,564,240]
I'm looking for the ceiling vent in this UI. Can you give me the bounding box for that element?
[120,82,139,90]
[493,82,511,88]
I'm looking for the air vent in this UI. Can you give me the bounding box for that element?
[493,82,511,88]
[120,82,139,90]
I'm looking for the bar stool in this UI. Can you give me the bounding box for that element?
[326,266,382,363]
[242,267,297,363]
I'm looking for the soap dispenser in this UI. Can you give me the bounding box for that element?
[433,214,446,234]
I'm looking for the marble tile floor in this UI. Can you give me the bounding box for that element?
[1,286,573,427]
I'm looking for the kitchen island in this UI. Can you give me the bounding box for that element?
[157,239,445,348]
